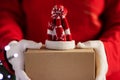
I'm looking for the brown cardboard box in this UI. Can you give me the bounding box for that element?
[25,47,95,80]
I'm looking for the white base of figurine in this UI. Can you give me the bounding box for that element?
[45,40,75,50]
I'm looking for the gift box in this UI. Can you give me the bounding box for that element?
[25,47,95,80]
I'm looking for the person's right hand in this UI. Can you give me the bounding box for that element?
[5,39,42,80]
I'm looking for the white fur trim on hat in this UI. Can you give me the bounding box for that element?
[45,40,75,50]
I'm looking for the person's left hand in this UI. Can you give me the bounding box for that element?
[77,40,108,80]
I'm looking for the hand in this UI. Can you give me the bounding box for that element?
[5,39,42,80]
[77,40,108,80]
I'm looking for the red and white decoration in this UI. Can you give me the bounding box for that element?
[45,5,75,49]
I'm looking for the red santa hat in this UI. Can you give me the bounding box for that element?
[45,5,75,49]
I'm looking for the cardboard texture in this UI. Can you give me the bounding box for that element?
[25,47,95,80]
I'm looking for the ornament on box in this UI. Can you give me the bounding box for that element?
[45,5,75,49]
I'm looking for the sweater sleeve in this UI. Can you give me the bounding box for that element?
[0,0,25,74]
[0,0,24,50]
[99,0,120,76]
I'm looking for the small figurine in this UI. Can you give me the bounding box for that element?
[45,5,75,49]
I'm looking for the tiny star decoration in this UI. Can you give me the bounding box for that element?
[45,5,75,49]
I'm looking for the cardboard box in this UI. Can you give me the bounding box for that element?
[25,47,95,80]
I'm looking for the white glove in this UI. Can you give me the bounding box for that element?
[5,39,42,80]
[77,40,108,80]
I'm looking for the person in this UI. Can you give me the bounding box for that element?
[0,0,120,80]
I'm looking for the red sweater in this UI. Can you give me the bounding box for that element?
[0,0,120,80]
